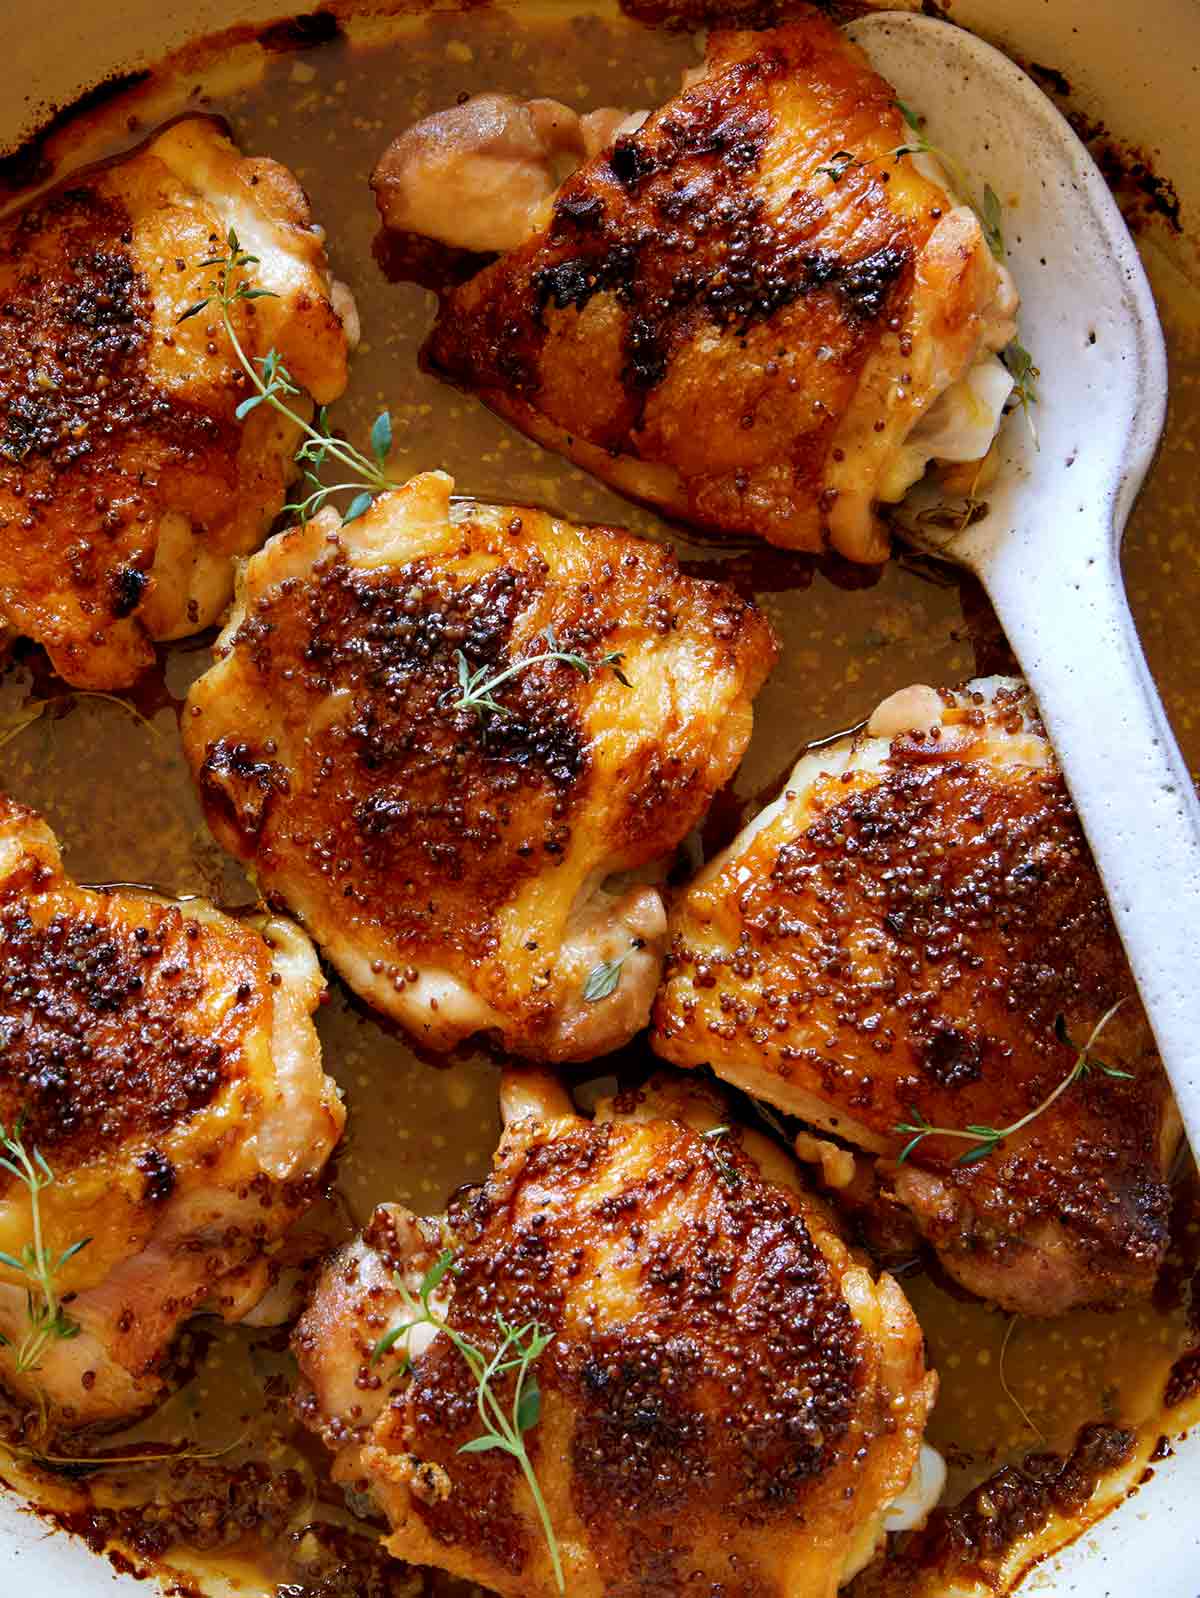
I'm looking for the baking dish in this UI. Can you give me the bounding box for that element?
[1,0,1198,1592]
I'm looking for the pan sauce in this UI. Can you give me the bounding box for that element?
[0,6,1198,1594]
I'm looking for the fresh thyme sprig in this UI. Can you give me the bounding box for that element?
[894,1001,1130,1167]
[0,1117,90,1375]
[701,1124,743,1189]
[370,1250,563,1594]
[890,101,975,218]
[816,150,857,183]
[582,936,645,1004]
[0,1434,243,1477]
[891,104,1040,450]
[449,626,630,728]
[892,103,1006,263]
[0,693,159,757]
[178,230,400,525]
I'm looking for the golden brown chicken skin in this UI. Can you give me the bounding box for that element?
[384,14,1016,560]
[293,1072,938,1598]
[0,796,344,1429]
[183,470,776,1063]
[652,679,1181,1316]
[0,115,353,688]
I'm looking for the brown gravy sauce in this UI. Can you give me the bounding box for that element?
[1,6,1199,1594]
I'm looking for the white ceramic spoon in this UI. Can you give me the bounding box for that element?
[846,13,1200,1144]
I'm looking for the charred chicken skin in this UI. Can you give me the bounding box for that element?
[183,470,776,1063]
[0,796,343,1428]
[293,1071,939,1598]
[652,679,1181,1315]
[374,12,1017,560]
[0,115,354,688]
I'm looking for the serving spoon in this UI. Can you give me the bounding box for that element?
[845,14,1200,1145]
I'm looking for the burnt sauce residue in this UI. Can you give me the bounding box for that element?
[0,7,1198,1597]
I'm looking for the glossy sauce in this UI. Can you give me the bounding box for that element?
[0,7,1198,1594]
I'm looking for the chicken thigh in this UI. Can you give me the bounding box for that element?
[374,12,1017,560]
[652,678,1181,1315]
[293,1070,940,1598]
[183,470,776,1062]
[0,114,354,688]
[0,796,344,1429]
[373,92,643,255]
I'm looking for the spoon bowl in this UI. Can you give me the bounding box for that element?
[847,12,1200,1145]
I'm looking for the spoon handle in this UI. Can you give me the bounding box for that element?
[979,543,1200,1145]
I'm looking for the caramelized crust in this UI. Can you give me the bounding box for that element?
[0,115,351,688]
[293,1074,935,1597]
[415,14,1015,559]
[653,680,1180,1313]
[183,471,776,1062]
[0,795,343,1425]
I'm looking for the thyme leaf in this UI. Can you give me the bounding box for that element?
[369,1249,562,1593]
[891,141,931,162]
[582,937,645,1004]
[178,230,401,525]
[370,410,393,468]
[981,182,1005,260]
[893,1000,1128,1167]
[0,1116,90,1375]
[816,150,857,183]
[896,100,924,132]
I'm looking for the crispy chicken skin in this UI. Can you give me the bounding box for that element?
[652,679,1181,1315]
[0,115,354,689]
[183,470,776,1063]
[379,13,1017,559]
[0,795,344,1428]
[293,1071,937,1598]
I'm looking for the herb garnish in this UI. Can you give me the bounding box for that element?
[890,99,971,200]
[816,150,857,183]
[582,937,645,1004]
[0,701,46,753]
[891,101,1002,259]
[980,182,1005,261]
[0,693,158,756]
[370,1249,563,1594]
[914,497,990,533]
[895,100,924,134]
[179,230,401,526]
[891,105,1041,450]
[0,1117,90,1375]
[701,1123,743,1188]
[449,625,629,729]
[1003,340,1041,444]
[998,1315,1044,1443]
[894,1001,1129,1167]
[1,1434,243,1476]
